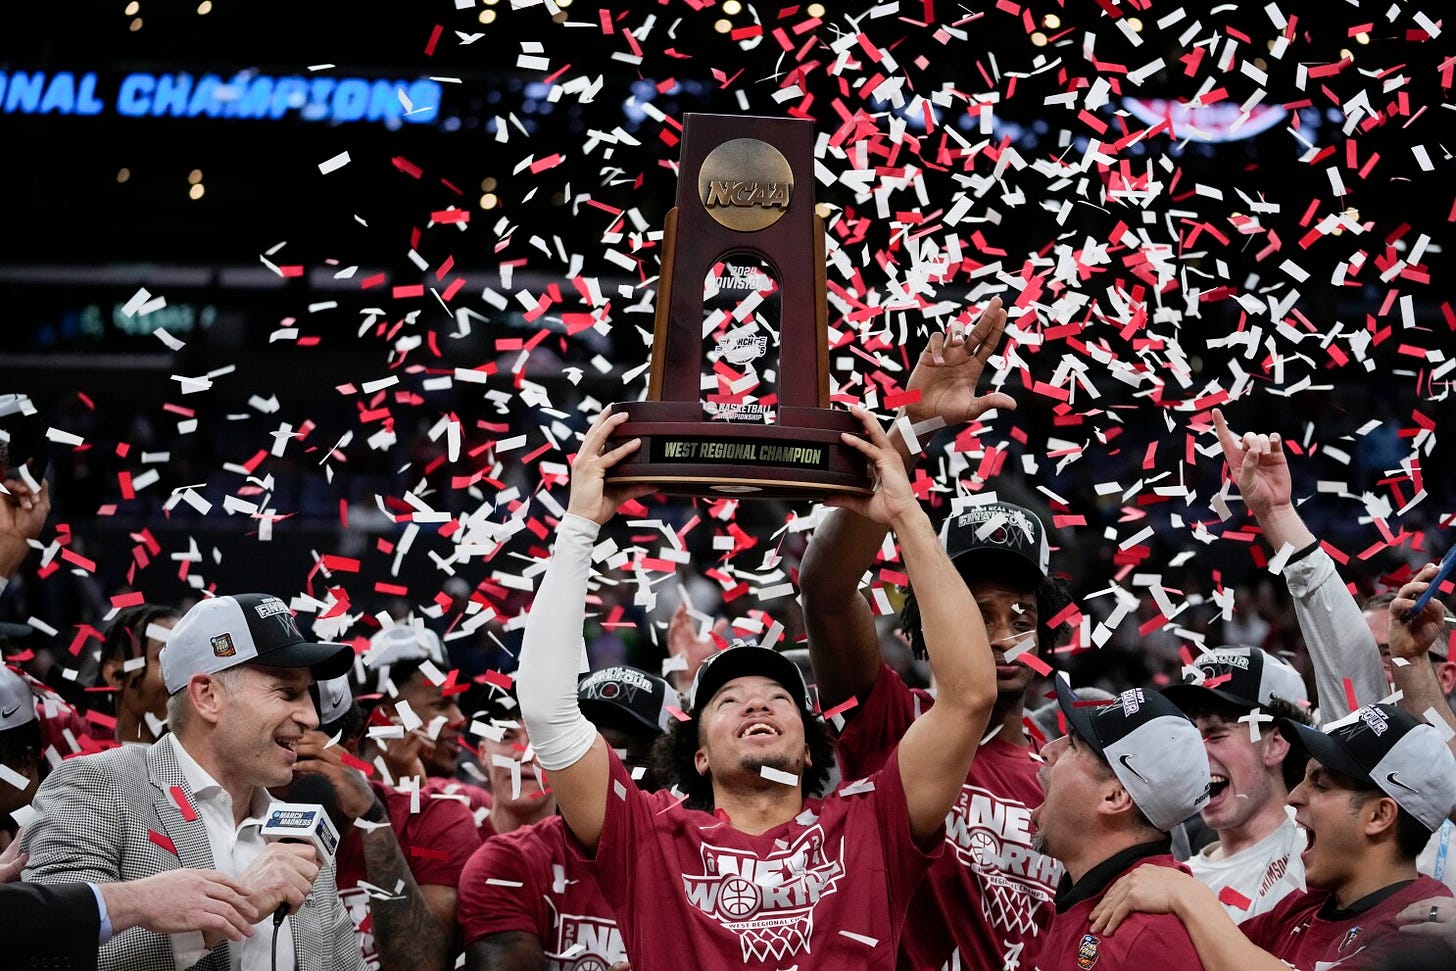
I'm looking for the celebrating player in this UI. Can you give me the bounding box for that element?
[799,298,1070,970]
[1030,680,1211,969]
[513,403,998,969]
[1088,698,1456,970]
[1161,647,1312,918]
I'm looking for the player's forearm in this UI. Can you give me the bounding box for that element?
[517,514,600,771]
[1283,546,1387,722]
[361,824,454,971]
[893,505,992,713]
[1250,501,1316,554]
[1393,658,1456,756]
[799,424,914,603]
[1173,884,1290,971]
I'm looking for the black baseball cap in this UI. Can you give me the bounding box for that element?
[688,644,812,718]
[161,593,355,694]
[1281,703,1456,833]
[578,665,677,737]
[941,501,1050,585]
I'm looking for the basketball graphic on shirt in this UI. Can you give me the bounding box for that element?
[718,877,761,919]
[683,825,845,963]
[967,829,1000,868]
[946,786,1060,935]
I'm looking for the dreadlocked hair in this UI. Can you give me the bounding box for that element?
[652,709,837,812]
[899,570,1073,661]
[99,603,181,683]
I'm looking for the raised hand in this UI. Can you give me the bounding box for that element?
[0,477,49,579]
[1388,562,1449,661]
[667,603,727,692]
[567,407,656,526]
[1212,409,1292,519]
[826,405,922,528]
[905,297,1017,427]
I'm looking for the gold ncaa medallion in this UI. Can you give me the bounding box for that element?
[697,137,794,232]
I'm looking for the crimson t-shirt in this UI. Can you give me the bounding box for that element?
[458,815,626,968]
[423,776,496,842]
[1035,849,1204,971]
[1238,874,1452,969]
[334,781,482,969]
[837,663,1063,971]
[568,745,939,970]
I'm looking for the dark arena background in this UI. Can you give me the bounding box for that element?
[3,0,1454,695]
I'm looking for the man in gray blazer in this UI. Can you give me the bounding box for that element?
[22,592,366,971]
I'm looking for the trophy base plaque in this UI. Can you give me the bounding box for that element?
[609,401,872,499]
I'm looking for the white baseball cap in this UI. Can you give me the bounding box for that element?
[365,623,445,668]
[312,675,353,726]
[160,594,355,695]
[1055,678,1212,831]
[0,666,37,730]
[1163,646,1309,712]
[1283,703,1456,833]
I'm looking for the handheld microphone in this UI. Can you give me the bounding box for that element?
[260,800,340,926]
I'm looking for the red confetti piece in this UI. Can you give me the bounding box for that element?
[148,830,178,856]
[170,785,198,822]
[1218,885,1252,910]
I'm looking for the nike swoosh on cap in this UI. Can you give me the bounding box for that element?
[0,703,21,719]
[1385,771,1421,794]
[1118,753,1151,785]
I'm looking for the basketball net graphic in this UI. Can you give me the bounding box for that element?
[981,875,1040,937]
[684,827,844,963]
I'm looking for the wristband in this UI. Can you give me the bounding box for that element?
[1286,539,1321,565]
[360,799,389,824]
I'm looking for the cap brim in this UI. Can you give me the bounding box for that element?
[1161,682,1257,713]
[950,547,1043,585]
[691,647,810,716]
[0,622,35,640]
[1054,677,1107,758]
[1280,719,1373,784]
[261,641,356,682]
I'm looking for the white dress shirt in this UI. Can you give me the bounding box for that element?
[167,733,297,971]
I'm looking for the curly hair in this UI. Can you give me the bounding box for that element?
[899,569,1073,662]
[652,709,837,812]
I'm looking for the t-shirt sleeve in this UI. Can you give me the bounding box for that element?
[834,663,928,780]
[456,834,548,946]
[400,793,482,888]
[562,746,655,903]
[854,746,944,912]
[1122,917,1206,971]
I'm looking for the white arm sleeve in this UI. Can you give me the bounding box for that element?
[1283,546,1388,724]
[517,512,601,771]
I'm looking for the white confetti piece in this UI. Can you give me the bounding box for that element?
[759,765,799,787]
[318,151,351,174]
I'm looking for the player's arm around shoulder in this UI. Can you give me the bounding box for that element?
[827,406,996,847]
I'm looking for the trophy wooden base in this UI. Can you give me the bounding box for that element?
[605,401,873,499]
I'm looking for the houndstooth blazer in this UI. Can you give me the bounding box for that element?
[20,739,365,971]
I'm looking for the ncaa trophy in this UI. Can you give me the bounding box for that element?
[604,113,872,498]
